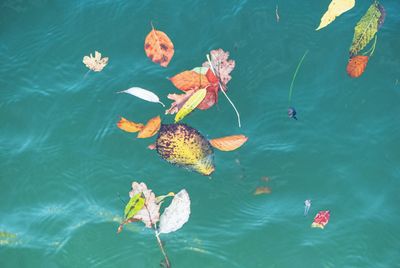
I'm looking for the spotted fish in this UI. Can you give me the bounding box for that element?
[155,123,215,176]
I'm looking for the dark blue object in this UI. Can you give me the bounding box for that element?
[288,107,297,120]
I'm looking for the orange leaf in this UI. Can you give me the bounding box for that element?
[254,187,272,195]
[209,135,248,151]
[117,117,144,133]
[144,26,174,67]
[346,55,369,78]
[137,116,161,138]
[170,71,211,92]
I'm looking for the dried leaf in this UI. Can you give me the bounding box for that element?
[144,26,174,67]
[137,116,161,138]
[175,88,207,122]
[349,2,382,56]
[316,0,355,31]
[83,51,108,72]
[148,143,156,150]
[118,87,165,107]
[209,135,248,151]
[254,187,272,195]
[124,193,145,220]
[129,182,161,228]
[156,123,215,176]
[311,210,330,229]
[202,49,235,86]
[170,70,211,92]
[165,90,195,115]
[159,189,191,234]
[346,55,369,78]
[117,117,144,133]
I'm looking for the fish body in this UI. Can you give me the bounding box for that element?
[155,123,215,176]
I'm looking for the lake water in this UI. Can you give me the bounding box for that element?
[1,0,400,267]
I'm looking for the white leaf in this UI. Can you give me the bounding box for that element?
[316,0,355,31]
[118,87,165,107]
[159,189,191,234]
[82,50,108,72]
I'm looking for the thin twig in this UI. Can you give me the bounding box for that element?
[276,5,280,23]
[288,50,309,106]
[206,54,241,128]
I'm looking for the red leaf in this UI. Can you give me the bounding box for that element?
[347,55,368,78]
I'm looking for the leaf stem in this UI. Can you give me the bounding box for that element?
[364,35,377,57]
[288,50,309,106]
[206,54,241,128]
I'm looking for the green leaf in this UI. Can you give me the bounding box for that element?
[124,193,145,220]
[192,67,209,75]
[349,2,382,56]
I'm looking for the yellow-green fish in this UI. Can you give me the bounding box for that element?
[156,123,214,176]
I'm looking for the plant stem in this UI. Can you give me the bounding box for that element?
[288,50,309,106]
[206,54,241,128]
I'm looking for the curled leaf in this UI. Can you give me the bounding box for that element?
[175,88,207,122]
[311,210,330,229]
[118,87,165,107]
[254,187,272,195]
[159,189,191,234]
[165,90,195,115]
[316,0,355,31]
[144,26,174,67]
[209,135,248,151]
[346,55,369,78]
[170,70,211,92]
[117,117,144,133]
[137,116,161,138]
[349,2,382,56]
[83,51,108,72]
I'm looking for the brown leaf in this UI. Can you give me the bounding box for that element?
[165,90,195,115]
[347,55,369,78]
[209,135,248,151]
[144,26,174,67]
[117,117,144,133]
[170,70,211,92]
[254,187,272,195]
[137,116,161,138]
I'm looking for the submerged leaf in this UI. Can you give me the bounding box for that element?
[254,187,272,195]
[156,123,215,176]
[144,26,174,67]
[170,70,210,92]
[209,135,248,151]
[316,0,355,31]
[137,116,161,138]
[83,51,108,72]
[175,88,207,122]
[159,189,191,234]
[349,2,382,56]
[117,117,144,133]
[311,210,330,229]
[118,87,165,107]
[346,55,369,78]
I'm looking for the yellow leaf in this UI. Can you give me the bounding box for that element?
[117,117,144,133]
[316,0,355,31]
[137,116,161,138]
[174,88,207,123]
[254,187,272,195]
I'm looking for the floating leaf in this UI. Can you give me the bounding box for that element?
[117,117,144,133]
[159,189,191,234]
[129,182,161,228]
[144,25,174,67]
[254,187,272,195]
[316,0,355,31]
[165,90,195,115]
[209,135,248,151]
[148,143,156,150]
[156,123,215,176]
[349,2,382,56]
[192,66,209,75]
[202,49,235,86]
[311,210,330,229]
[138,116,161,138]
[346,55,369,78]
[118,87,165,107]
[170,70,211,92]
[83,51,108,72]
[377,4,386,29]
[124,193,145,220]
[175,88,207,122]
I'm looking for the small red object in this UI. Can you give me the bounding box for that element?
[311,210,330,229]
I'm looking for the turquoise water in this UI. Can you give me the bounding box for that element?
[1,0,400,267]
